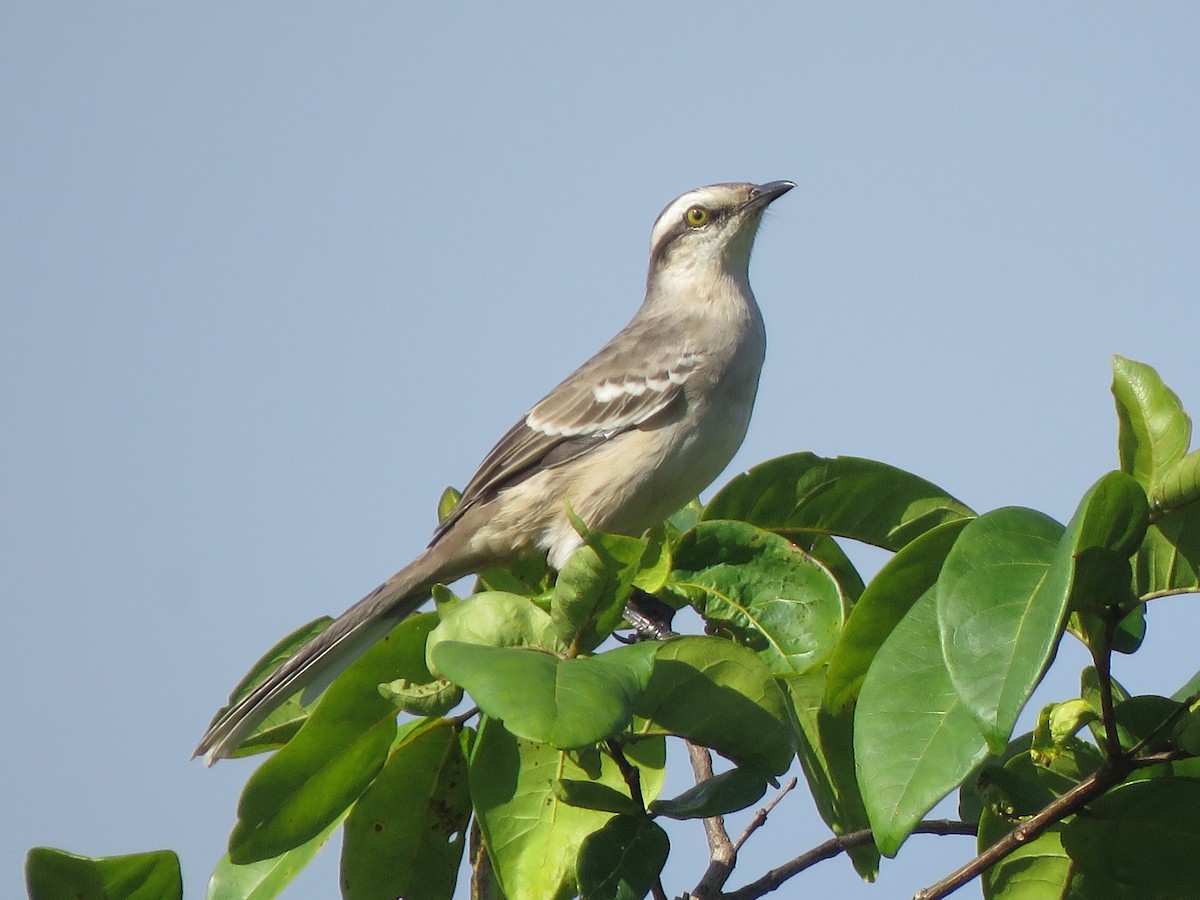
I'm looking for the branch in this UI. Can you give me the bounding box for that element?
[604,740,667,900]
[724,820,975,900]
[605,740,646,812]
[687,743,736,900]
[1090,611,1122,758]
[913,759,1131,900]
[449,705,480,729]
[733,778,798,853]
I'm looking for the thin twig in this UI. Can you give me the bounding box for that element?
[1091,611,1122,757]
[449,705,480,729]
[605,740,646,811]
[1130,748,1190,768]
[603,739,664,900]
[724,819,975,900]
[687,743,736,900]
[733,778,798,853]
[913,761,1131,900]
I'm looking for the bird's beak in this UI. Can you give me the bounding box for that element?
[743,180,795,212]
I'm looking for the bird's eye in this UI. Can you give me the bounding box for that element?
[684,205,709,227]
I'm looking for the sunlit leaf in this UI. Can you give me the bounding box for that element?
[825,519,968,712]
[552,536,642,654]
[785,670,878,878]
[1136,510,1200,598]
[705,453,974,551]
[228,614,438,863]
[205,617,333,758]
[1112,356,1191,494]
[433,641,657,749]
[341,720,470,900]
[26,848,182,900]
[633,636,795,775]
[936,507,1068,751]
[1152,449,1200,517]
[378,676,463,718]
[426,591,564,673]
[669,520,844,676]
[208,814,345,900]
[470,719,665,900]
[856,590,989,856]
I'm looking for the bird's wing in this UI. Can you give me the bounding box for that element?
[430,317,701,543]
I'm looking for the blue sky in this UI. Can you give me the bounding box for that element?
[4,4,1199,898]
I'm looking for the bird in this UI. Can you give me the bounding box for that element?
[195,180,794,764]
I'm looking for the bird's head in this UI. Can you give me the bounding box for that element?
[646,181,794,292]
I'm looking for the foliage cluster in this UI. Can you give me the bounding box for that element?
[28,357,1200,900]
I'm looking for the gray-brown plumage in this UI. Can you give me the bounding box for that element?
[195,180,793,764]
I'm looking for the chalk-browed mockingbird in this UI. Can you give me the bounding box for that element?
[196,180,794,764]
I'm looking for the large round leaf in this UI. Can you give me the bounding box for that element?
[432,641,657,749]
[634,636,795,775]
[670,520,844,676]
[936,508,1068,752]
[704,453,973,550]
[470,719,665,900]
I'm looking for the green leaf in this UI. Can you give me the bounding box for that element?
[1173,707,1200,756]
[936,507,1069,751]
[1070,470,1152,558]
[1112,356,1191,494]
[26,848,181,900]
[206,617,333,757]
[856,589,989,856]
[825,519,969,712]
[633,525,672,594]
[956,732,1033,825]
[1059,471,1148,653]
[1172,667,1200,702]
[982,825,1074,900]
[470,718,665,900]
[554,780,642,816]
[1110,694,1181,753]
[475,554,556,598]
[437,485,462,523]
[803,533,866,603]
[1137,508,1200,597]
[341,720,470,900]
[634,636,796,775]
[668,520,844,676]
[704,453,974,551]
[1062,777,1200,897]
[785,670,878,878]
[648,768,768,819]
[1153,448,1200,516]
[551,539,640,653]
[1031,699,1100,760]
[228,614,438,863]
[208,813,345,900]
[433,641,657,749]
[426,591,564,673]
[576,815,669,900]
[978,753,1076,900]
[378,676,463,718]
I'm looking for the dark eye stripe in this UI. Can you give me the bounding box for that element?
[649,205,729,270]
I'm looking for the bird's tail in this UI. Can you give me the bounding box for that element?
[194,546,454,765]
